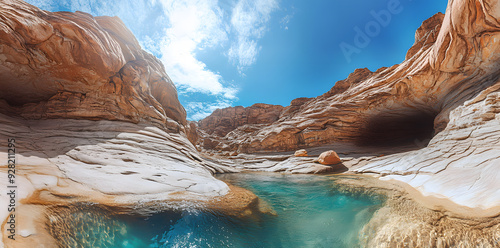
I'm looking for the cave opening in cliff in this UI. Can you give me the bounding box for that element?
[357,110,437,147]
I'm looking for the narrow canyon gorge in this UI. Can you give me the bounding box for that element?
[0,0,499,247]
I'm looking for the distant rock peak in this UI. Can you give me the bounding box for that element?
[199,103,284,137]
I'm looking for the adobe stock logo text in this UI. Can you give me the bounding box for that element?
[340,0,409,63]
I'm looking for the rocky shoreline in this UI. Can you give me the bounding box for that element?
[5,172,500,247]
[333,175,500,247]
[195,0,500,218]
[1,0,500,247]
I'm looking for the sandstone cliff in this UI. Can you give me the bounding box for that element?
[0,0,186,128]
[1,0,500,246]
[199,103,284,137]
[199,1,500,153]
[198,0,500,210]
[0,1,243,246]
[198,103,284,150]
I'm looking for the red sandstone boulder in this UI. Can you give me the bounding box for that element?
[318,151,341,165]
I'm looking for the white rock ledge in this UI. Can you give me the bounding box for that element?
[0,113,232,243]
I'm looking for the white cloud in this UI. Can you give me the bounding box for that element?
[228,39,258,71]
[24,0,281,120]
[156,0,238,99]
[229,0,278,72]
[280,12,294,30]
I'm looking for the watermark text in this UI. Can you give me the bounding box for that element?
[340,0,409,63]
[7,138,16,240]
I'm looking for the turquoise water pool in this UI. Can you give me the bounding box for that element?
[53,173,384,247]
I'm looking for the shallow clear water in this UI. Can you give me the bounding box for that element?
[55,173,384,248]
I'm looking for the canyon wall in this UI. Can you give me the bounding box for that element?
[0,0,186,128]
[0,1,240,245]
[0,1,499,246]
[197,0,500,211]
[199,0,500,154]
[199,103,284,137]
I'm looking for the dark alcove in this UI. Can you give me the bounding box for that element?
[356,110,437,147]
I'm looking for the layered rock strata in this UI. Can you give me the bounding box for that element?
[0,1,254,246]
[198,103,284,150]
[199,103,284,137]
[198,0,500,211]
[200,1,500,154]
[0,0,186,127]
[1,0,500,246]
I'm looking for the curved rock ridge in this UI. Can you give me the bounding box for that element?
[0,0,499,246]
[0,0,186,127]
[0,2,245,246]
[194,0,500,213]
[0,112,243,247]
[349,86,500,209]
[199,0,500,153]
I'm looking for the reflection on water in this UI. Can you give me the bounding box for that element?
[49,173,384,248]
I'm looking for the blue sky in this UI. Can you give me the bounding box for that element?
[26,0,448,120]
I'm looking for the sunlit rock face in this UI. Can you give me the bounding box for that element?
[196,0,500,210]
[199,103,284,137]
[0,0,186,127]
[199,0,500,153]
[198,103,285,150]
[0,1,237,235]
[351,88,500,209]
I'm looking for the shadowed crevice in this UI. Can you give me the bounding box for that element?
[356,110,438,147]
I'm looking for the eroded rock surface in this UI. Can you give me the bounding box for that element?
[197,0,500,211]
[0,0,232,205]
[199,103,284,137]
[1,0,500,246]
[0,0,185,127]
[0,1,244,246]
[0,113,240,246]
[199,1,500,153]
[350,86,500,209]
